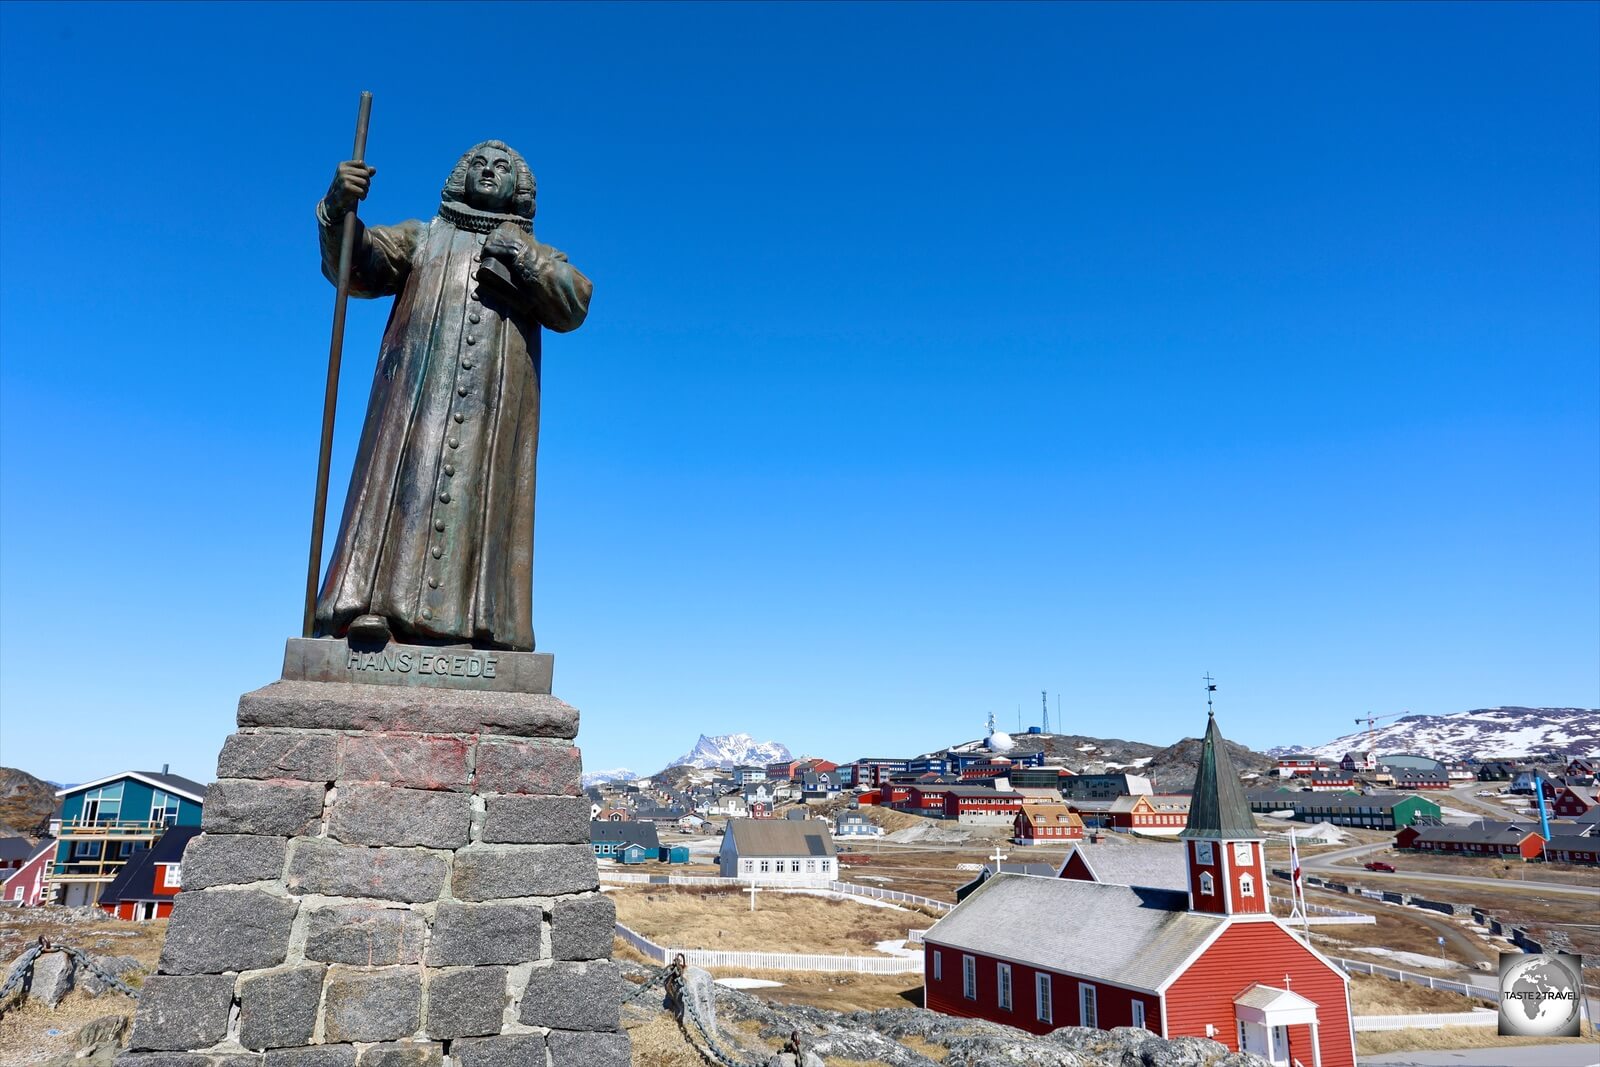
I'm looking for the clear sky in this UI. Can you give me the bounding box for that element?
[1,2,1596,784]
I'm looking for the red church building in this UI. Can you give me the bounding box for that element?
[923,710,1355,1067]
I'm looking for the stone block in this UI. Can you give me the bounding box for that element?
[26,950,73,1007]
[337,733,471,791]
[354,1046,442,1067]
[518,961,619,1032]
[547,1030,631,1067]
[285,839,448,903]
[305,904,426,965]
[452,844,597,900]
[128,974,235,1051]
[264,1049,356,1067]
[321,966,422,1043]
[551,895,615,961]
[238,680,577,739]
[283,637,553,695]
[181,834,288,889]
[450,1036,546,1067]
[328,784,472,849]
[115,1055,220,1067]
[474,741,581,795]
[159,890,297,974]
[481,794,590,844]
[423,966,508,1039]
[425,902,541,966]
[201,779,325,837]
[238,964,324,1050]
[217,730,340,781]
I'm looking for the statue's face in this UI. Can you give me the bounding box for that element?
[465,147,517,212]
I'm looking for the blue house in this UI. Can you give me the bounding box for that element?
[658,845,690,864]
[590,819,660,860]
[618,842,655,864]
[52,770,206,907]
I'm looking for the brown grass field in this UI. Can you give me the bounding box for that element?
[1331,849,1600,887]
[1355,1022,1598,1057]
[610,886,926,955]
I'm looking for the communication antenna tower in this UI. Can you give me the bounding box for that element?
[1041,690,1049,734]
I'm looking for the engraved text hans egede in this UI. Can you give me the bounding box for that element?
[347,649,499,678]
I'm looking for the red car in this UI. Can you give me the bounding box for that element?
[1364,861,1396,872]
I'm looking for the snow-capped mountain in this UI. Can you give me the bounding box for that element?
[1285,707,1599,762]
[667,733,791,770]
[580,768,638,789]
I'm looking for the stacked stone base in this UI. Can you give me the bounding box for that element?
[119,641,629,1067]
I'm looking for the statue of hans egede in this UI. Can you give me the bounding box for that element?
[313,141,592,652]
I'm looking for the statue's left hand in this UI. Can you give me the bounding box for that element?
[482,223,530,268]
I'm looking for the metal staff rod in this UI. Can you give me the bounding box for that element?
[303,90,373,637]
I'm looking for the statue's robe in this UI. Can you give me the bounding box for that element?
[314,200,592,651]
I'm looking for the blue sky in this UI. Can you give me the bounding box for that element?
[1,3,1596,783]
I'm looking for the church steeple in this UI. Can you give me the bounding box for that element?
[1181,678,1268,915]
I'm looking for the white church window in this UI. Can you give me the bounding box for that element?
[1240,873,1255,897]
[997,963,1012,1010]
[1200,872,1215,895]
[1131,1000,1146,1029]
[1036,974,1052,1023]
[962,955,976,1000]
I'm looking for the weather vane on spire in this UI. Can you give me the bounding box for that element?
[1203,672,1217,717]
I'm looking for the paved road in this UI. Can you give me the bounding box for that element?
[1303,842,1600,898]
[1361,1043,1600,1066]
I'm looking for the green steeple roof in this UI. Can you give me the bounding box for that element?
[1180,712,1261,840]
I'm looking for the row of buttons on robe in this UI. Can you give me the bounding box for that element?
[422,251,485,620]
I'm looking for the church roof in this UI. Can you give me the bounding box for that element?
[1181,713,1261,840]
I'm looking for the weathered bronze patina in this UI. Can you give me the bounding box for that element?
[313,141,592,651]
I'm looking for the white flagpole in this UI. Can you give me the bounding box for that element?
[1289,829,1309,935]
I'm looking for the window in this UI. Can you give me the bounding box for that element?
[790,860,801,873]
[80,783,123,825]
[1079,983,1097,1028]
[1240,874,1255,897]
[962,955,976,1000]
[70,841,101,860]
[743,860,753,873]
[805,860,816,874]
[932,951,942,981]
[150,790,180,827]
[1131,1000,1146,1029]
[997,963,1012,1010]
[1199,872,1214,895]
[759,860,770,873]
[1036,973,1053,1022]
[163,864,181,888]
[820,860,831,874]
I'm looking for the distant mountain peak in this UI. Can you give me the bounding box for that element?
[667,733,791,770]
[1296,707,1598,761]
[581,768,637,789]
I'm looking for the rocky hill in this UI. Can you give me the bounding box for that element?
[943,733,1273,793]
[0,766,57,839]
[1284,707,1599,762]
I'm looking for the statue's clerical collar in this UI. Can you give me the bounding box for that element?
[438,197,533,235]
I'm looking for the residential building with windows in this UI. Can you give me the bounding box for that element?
[49,771,205,907]
[1,838,56,906]
[1061,774,1153,801]
[1394,823,1544,860]
[98,825,201,920]
[923,711,1355,1067]
[1013,802,1085,845]
[1244,789,1438,830]
[590,820,661,860]
[718,818,838,883]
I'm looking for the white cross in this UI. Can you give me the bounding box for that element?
[1283,973,1292,991]
[745,882,761,912]
[990,843,1008,869]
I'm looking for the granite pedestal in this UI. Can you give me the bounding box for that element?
[118,638,628,1067]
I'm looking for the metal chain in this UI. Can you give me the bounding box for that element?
[621,966,669,1005]
[0,942,46,1004]
[0,937,141,1018]
[682,993,766,1067]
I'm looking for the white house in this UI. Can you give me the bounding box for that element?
[718,818,838,883]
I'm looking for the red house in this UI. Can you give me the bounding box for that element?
[97,826,200,921]
[924,711,1354,1067]
[942,786,1024,823]
[1543,835,1600,866]
[1106,794,1192,835]
[1013,803,1085,845]
[1552,787,1598,818]
[1394,823,1544,860]
[1,838,56,907]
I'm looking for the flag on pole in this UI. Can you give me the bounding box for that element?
[1289,829,1309,934]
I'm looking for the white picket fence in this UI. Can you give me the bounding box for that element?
[1354,1011,1497,1032]
[599,872,953,912]
[1332,956,1497,1004]
[615,922,924,974]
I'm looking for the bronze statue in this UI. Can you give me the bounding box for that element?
[313,141,592,651]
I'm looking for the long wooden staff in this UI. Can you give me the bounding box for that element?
[303,90,374,638]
